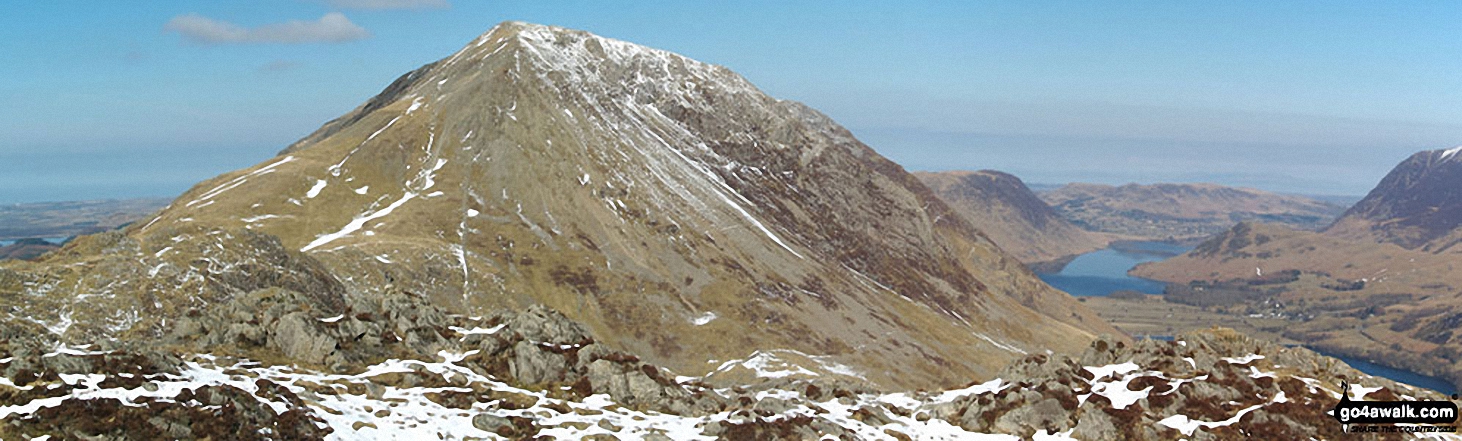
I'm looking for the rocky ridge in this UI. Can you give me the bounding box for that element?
[916,170,1108,264]
[0,297,1450,439]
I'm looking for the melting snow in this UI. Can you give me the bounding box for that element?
[306,179,328,198]
[691,311,717,326]
[974,333,1027,355]
[1084,362,1141,380]
[1086,371,1151,409]
[1221,354,1265,365]
[1158,403,1266,436]
[449,323,506,337]
[241,214,282,223]
[186,156,296,208]
[1441,146,1462,161]
[714,351,819,379]
[301,192,417,252]
[928,379,1007,405]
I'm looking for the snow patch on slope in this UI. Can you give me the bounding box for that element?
[1441,146,1462,161]
[301,192,417,252]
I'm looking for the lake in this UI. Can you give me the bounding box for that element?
[1036,241,1188,297]
[1041,241,1460,397]
[1323,351,1458,397]
[0,237,69,247]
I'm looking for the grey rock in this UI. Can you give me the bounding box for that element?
[508,305,592,345]
[472,413,512,432]
[273,312,337,364]
[991,397,1069,436]
[510,341,567,385]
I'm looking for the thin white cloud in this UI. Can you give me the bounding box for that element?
[165,13,369,44]
[328,0,449,9]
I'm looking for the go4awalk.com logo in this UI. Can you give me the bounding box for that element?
[1332,381,1459,434]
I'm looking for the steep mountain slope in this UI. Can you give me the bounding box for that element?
[1,22,1116,390]
[1041,183,1346,240]
[1327,147,1462,252]
[916,170,1107,263]
[1134,147,1462,391]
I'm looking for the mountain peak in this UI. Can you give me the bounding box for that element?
[1436,145,1462,162]
[32,22,1120,389]
[1328,147,1462,250]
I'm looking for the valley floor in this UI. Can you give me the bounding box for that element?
[1081,294,1299,345]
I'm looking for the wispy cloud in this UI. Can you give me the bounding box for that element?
[328,0,449,9]
[165,13,369,44]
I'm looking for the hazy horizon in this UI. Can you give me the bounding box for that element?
[4,1,1459,203]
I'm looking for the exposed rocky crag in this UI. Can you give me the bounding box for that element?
[1040,183,1345,241]
[917,170,1108,264]
[0,298,1448,439]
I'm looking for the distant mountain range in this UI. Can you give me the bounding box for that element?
[1039,182,1347,241]
[1136,147,1462,392]
[0,198,169,240]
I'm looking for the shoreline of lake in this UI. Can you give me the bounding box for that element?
[1047,241,1460,397]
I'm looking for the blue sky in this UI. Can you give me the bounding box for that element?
[2,1,1460,202]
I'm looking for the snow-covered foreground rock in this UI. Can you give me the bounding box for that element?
[0,299,1453,440]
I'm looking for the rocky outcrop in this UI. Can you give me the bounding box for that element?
[931,328,1449,440]
[0,289,1450,440]
[167,286,452,372]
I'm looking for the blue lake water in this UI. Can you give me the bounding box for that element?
[0,237,69,247]
[1042,241,1459,397]
[1322,351,1459,397]
[1036,241,1188,297]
